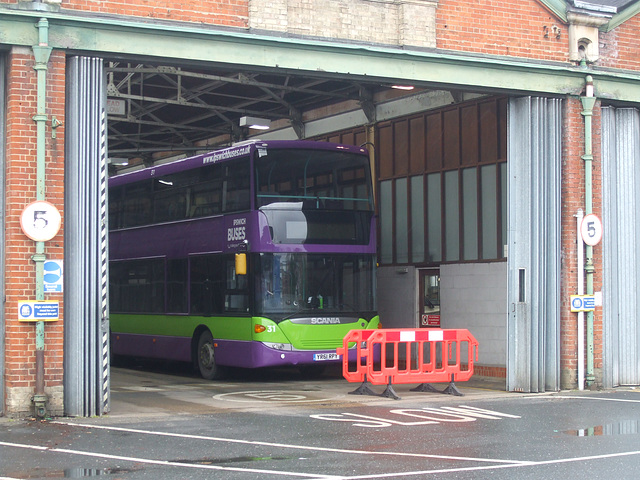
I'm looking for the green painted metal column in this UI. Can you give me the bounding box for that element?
[580,75,596,387]
[32,17,53,418]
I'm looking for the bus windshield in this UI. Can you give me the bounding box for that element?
[255,148,373,211]
[255,253,376,322]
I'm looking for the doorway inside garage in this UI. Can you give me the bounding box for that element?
[62,53,562,415]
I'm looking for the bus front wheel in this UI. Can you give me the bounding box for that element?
[197,330,224,380]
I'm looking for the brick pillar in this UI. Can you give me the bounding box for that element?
[4,46,66,417]
[560,95,603,390]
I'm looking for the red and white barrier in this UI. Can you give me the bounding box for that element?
[337,328,479,399]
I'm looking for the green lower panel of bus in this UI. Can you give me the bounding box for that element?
[110,313,380,369]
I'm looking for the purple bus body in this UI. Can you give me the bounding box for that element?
[109,140,369,189]
[109,140,375,259]
[109,140,375,369]
[112,333,362,367]
[110,210,376,260]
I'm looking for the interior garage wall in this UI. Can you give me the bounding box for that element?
[376,262,509,371]
[602,106,640,388]
[440,262,507,374]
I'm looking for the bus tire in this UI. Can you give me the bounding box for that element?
[197,330,224,380]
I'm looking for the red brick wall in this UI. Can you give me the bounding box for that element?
[600,14,640,71]
[436,0,568,62]
[560,97,603,388]
[4,47,66,414]
[3,0,249,27]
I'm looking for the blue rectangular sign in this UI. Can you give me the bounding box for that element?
[570,295,596,313]
[18,301,59,322]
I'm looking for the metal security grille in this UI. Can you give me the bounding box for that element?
[506,96,562,393]
[602,106,640,388]
[64,56,110,416]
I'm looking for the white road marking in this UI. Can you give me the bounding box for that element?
[0,441,340,479]
[344,449,640,479]
[213,389,340,403]
[34,395,640,478]
[553,395,640,403]
[52,421,527,465]
[311,405,521,428]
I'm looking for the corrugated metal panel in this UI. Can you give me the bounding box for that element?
[507,96,561,393]
[0,54,6,416]
[602,106,640,387]
[64,57,110,416]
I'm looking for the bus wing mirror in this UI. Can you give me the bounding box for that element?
[235,253,247,275]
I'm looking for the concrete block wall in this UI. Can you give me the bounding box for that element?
[377,262,507,376]
[249,0,438,48]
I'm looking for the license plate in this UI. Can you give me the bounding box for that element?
[313,353,340,361]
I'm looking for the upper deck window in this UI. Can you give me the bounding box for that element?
[255,148,373,212]
[109,157,250,230]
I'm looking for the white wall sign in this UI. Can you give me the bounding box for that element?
[20,201,62,242]
[580,213,602,246]
[570,294,596,312]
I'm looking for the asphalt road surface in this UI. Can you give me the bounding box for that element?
[2,362,640,479]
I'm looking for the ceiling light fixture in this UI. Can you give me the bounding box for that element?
[239,116,271,130]
[108,157,129,166]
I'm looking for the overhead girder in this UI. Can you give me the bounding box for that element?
[105,62,389,155]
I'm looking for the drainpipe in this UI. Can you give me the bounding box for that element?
[31,17,53,418]
[366,124,376,207]
[580,75,596,387]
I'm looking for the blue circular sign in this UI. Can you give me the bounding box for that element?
[43,261,62,283]
[20,304,33,318]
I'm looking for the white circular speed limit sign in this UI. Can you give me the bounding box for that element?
[580,213,602,246]
[20,201,62,242]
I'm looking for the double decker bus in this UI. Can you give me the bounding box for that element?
[108,140,379,378]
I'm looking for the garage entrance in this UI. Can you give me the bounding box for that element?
[61,41,567,414]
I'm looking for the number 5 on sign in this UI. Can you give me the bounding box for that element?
[580,214,602,246]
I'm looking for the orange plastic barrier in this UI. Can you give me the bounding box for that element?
[337,328,479,399]
[336,329,376,383]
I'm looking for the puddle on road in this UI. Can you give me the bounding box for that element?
[561,419,640,436]
[10,467,138,478]
[173,455,296,465]
[65,468,137,477]
[13,457,298,478]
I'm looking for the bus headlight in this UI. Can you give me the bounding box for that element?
[262,342,292,351]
